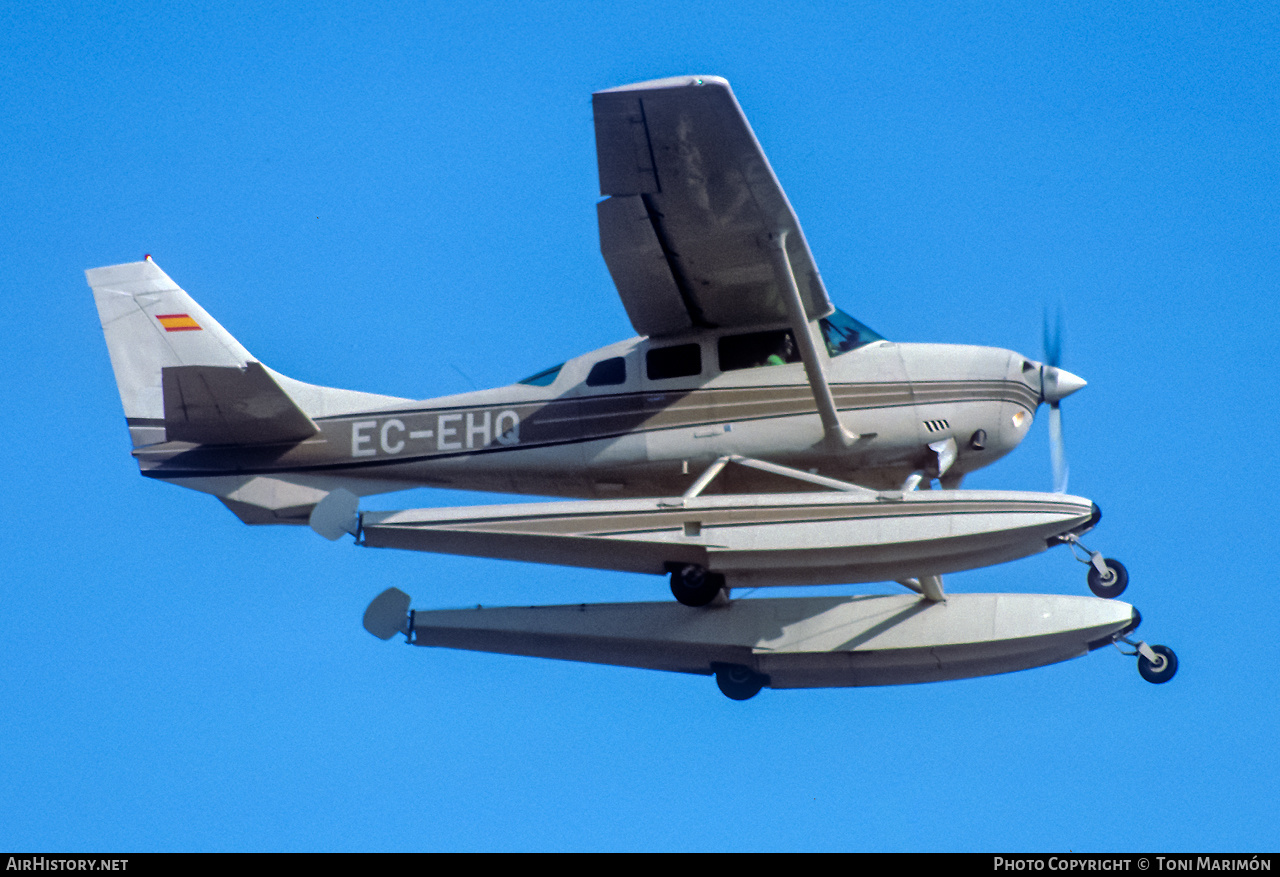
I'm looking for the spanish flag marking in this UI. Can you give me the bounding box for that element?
[157,313,202,332]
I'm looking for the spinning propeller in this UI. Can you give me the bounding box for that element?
[1039,309,1087,494]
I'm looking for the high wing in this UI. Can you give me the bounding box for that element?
[594,75,834,338]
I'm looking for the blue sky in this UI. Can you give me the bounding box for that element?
[3,0,1277,852]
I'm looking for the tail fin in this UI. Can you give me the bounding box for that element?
[89,259,255,446]
[87,258,409,448]
[88,258,415,525]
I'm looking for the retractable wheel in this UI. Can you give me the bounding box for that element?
[713,664,767,700]
[669,564,725,607]
[1138,644,1178,684]
[1087,557,1128,599]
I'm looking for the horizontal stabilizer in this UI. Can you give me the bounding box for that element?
[162,361,318,445]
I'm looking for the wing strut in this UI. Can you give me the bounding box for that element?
[896,575,947,603]
[767,230,857,449]
[664,454,879,507]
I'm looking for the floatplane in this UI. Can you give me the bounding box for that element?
[88,76,1175,699]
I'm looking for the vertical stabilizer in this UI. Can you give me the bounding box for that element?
[88,258,418,523]
[88,259,255,445]
[87,258,412,449]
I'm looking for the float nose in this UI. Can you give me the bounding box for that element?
[1041,366,1087,404]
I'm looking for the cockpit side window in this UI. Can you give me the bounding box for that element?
[646,343,701,380]
[820,308,884,356]
[586,356,626,386]
[718,329,801,371]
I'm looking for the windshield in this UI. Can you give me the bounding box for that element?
[820,308,884,356]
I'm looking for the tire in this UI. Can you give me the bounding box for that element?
[714,664,766,700]
[669,564,725,607]
[1138,644,1178,684]
[1087,558,1129,599]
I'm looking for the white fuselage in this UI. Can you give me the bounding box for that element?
[146,331,1044,505]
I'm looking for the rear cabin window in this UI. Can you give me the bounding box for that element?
[518,363,563,387]
[718,329,801,371]
[646,344,701,380]
[586,356,626,386]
